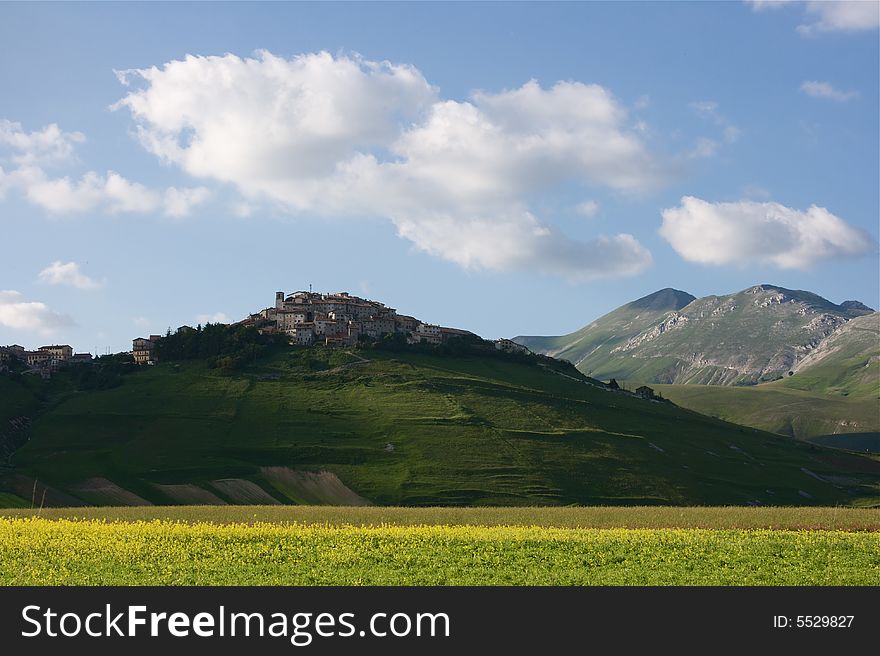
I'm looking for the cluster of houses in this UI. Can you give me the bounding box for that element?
[0,344,92,377]
[124,289,531,365]
[237,290,477,348]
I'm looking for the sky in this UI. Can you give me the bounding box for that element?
[1,1,878,354]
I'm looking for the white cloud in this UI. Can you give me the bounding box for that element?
[112,50,660,279]
[689,100,740,145]
[38,261,103,289]
[196,312,231,325]
[745,0,795,11]
[163,186,211,218]
[0,121,210,217]
[798,1,879,34]
[575,200,600,218]
[660,196,876,269]
[746,0,879,34]
[742,184,772,199]
[0,119,84,166]
[0,290,75,334]
[689,138,720,159]
[800,80,859,102]
[132,317,151,328]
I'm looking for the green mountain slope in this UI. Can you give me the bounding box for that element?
[782,312,879,398]
[514,288,696,371]
[653,313,879,446]
[2,346,878,507]
[517,284,874,386]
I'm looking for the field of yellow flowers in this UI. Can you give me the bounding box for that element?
[1,517,878,585]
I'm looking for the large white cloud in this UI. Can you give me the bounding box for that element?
[0,121,209,217]
[660,196,875,269]
[112,50,658,279]
[0,290,75,334]
[38,261,103,290]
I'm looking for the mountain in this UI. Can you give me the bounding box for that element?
[2,343,878,507]
[516,285,875,386]
[653,312,879,446]
[514,288,695,374]
[783,312,880,399]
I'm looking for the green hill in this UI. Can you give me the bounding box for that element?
[2,343,878,507]
[516,285,873,386]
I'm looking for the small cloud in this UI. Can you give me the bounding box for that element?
[689,138,720,159]
[689,101,719,117]
[634,95,650,110]
[37,260,103,289]
[746,0,879,35]
[164,186,210,218]
[742,184,772,199]
[195,312,231,325]
[575,200,600,218]
[745,0,795,11]
[800,80,859,102]
[797,1,879,35]
[132,317,151,329]
[0,119,85,166]
[0,290,75,334]
[660,196,876,270]
[233,202,255,218]
[689,101,740,154]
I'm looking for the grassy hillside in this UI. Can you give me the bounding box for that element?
[654,384,878,441]
[653,314,878,445]
[3,346,879,507]
[783,312,879,399]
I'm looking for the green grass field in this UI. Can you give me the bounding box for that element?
[1,507,878,585]
[4,505,879,530]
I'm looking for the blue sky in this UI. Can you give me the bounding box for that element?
[1,1,878,354]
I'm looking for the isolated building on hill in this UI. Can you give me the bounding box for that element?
[495,338,531,354]
[132,335,161,365]
[635,385,657,400]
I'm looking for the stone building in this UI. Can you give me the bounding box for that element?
[132,335,161,365]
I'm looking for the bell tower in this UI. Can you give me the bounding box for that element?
[275,291,284,311]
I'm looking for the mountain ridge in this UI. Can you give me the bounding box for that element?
[514,284,876,386]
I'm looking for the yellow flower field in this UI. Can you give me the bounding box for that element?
[1,517,878,586]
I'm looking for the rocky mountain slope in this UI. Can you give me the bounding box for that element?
[515,285,875,386]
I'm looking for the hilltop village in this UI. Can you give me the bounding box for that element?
[129,289,529,365]
[0,344,92,378]
[2,289,529,374]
